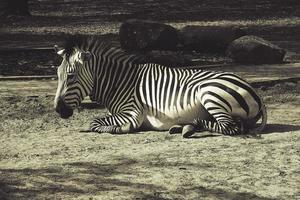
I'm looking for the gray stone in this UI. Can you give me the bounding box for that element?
[144,50,191,67]
[226,35,286,64]
[283,82,297,88]
[119,19,179,51]
[179,26,247,53]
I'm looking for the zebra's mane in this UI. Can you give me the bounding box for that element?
[63,35,119,57]
[63,34,146,64]
[63,34,85,57]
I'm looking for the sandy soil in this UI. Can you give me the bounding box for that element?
[0,83,300,200]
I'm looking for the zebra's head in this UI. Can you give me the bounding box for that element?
[54,45,93,119]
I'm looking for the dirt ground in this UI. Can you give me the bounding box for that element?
[1,0,300,199]
[0,82,300,200]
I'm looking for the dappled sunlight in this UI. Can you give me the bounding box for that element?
[0,158,165,200]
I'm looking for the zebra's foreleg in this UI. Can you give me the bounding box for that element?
[90,123,132,134]
[89,112,141,134]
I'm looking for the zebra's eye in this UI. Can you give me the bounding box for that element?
[67,73,76,80]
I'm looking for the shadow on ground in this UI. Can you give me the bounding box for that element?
[173,187,277,200]
[183,123,300,139]
[0,157,164,200]
[0,155,280,200]
[263,123,300,134]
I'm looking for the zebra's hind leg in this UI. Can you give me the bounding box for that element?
[182,124,196,138]
[169,125,183,134]
[193,114,242,135]
[169,124,196,138]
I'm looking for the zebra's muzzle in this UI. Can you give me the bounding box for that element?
[55,98,73,119]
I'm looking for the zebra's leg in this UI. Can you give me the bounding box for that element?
[169,125,183,134]
[182,124,196,138]
[90,122,132,134]
[169,124,196,138]
[193,113,242,135]
[89,112,142,134]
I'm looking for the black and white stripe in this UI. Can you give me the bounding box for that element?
[54,35,267,135]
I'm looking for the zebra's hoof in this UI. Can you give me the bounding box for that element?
[239,120,246,134]
[182,125,195,138]
[120,123,132,133]
[169,125,183,134]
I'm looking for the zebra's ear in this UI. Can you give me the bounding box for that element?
[57,49,65,56]
[53,45,59,53]
[79,51,92,62]
[53,45,65,56]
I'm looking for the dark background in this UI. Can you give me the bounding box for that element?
[0,0,300,75]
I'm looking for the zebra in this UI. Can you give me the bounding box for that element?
[54,35,267,138]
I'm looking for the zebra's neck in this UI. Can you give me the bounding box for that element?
[89,48,141,113]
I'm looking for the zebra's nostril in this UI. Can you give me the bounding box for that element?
[55,98,73,119]
[55,98,64,112]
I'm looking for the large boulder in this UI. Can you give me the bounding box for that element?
[144,51,192,67]
[119,19,179,51]
[179,26,247,53]
[226,35,286,64]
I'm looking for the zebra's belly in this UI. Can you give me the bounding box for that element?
[142,103,211,131]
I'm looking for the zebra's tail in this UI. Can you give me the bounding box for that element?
[248,104,267,134]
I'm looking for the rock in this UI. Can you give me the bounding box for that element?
[179,26,247,53]
[226,35,286,64]
[119,19,179,51]
[144,50,192,66]
[283,82,297,88]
